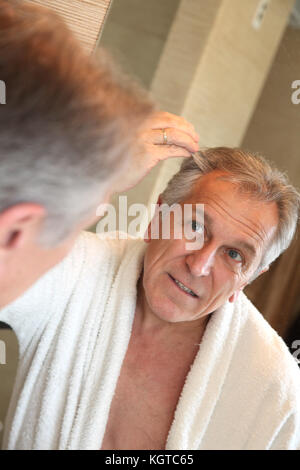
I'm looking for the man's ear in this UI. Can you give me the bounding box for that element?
[228,291,241,303]
[228,282,247,303]
[0,203,46,251]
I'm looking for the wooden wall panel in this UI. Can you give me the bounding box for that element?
[28,0,112,54]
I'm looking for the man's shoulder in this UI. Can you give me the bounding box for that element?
[69,230,146,275]
[77,229,145,257]
[238,293,300,395]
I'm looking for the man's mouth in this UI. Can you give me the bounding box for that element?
[168,274,198,298]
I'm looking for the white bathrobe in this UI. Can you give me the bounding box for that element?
[0,230,300,450]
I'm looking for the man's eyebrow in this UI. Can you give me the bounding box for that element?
[193,206,257,258]
[193,205,212,225]
[233,240,257,258]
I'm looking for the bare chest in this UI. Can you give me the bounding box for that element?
[101,339,199,450]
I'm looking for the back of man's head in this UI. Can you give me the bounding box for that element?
[0,0,153,247]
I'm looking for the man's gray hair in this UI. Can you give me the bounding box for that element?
[0,0,153,247]
[160,147,300,281]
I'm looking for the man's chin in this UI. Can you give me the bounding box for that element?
[152,304,200,324]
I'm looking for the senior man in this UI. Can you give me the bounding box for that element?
[1,147,300,450]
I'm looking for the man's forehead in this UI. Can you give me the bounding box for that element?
[185,171,265,212]
[181,170,279,247]
[188,170,239,195]
[182,172,243,210]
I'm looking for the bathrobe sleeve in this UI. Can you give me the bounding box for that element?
[269,362,300,450]
[269,412,300,450]
[0,231,87,355]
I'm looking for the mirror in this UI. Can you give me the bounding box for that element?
[98,0,300,341]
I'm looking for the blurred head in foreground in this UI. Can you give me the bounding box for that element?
[0,0,153,307]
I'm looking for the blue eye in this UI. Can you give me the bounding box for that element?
[191,220,204,233]
[228,249,243,263]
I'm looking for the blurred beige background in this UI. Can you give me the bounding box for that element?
[1,0,300,448]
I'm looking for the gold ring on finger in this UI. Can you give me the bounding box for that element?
[162,128,168,145]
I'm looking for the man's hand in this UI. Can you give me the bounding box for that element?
[112,111,200,193]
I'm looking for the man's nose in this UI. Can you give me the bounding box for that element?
[185,244,216,277]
